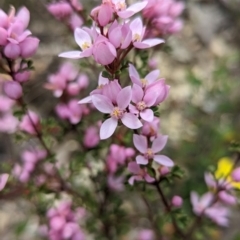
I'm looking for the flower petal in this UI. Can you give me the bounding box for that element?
[74,28,91,49]
[133,134,147,153]
[152,135,168,153]
[0,173,9,191]
[145,69,160,84]
[117,86,132,109]
[128,162,141,174]
[121,113,142,129]
[92,94,113,113]
[58,51,83,59]
[134,38,165,49]
[78,96,92,104]
[136,155,148,165]
[153,155,174,167]
[140,109,154,122]
[132,84,143,103]
[100,118,118,139]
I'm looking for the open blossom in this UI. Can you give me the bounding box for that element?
[130,84,157,122]
[128,162,154,185]
[92,85,142,139]
[133,134,174,166]
[129,63,160,88]
[59,28,93,59]
[129,17,164,49]
[0,173,9,191]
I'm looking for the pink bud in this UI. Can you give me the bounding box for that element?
[3,81,22,100]
[232,167,240,182]
[14,70,31,83]
[92,36,116,65]
[20,37,39,58]
[98,4,113,26]
[160,166,170,176]
[171,195,183,207]
[4,43,21,59]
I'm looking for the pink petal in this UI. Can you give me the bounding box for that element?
[121,113,142,129]
[100,118,118,139]
[117,86,132,109]
[132,84,143,103]
[134,38,165,49]
[128,162,141,174]
[153,155,174,167]
[98,72,109,85]
[129,64,140,81]
[152,135,168,153]
[133,134,147,153]
[128,176,136,185]
[143,90,157,107]
[140,109,154,122]
[16,7,30,29]
[129,17,143,36]
[78,96,92,104]
[136,155,148,165]
[118,1,148,19]
[58,50,83,59]
[74,28,91,49]
[98,4,113,26]
[92,94,113,113]
[0,173,9,191]
[190,192,199,207]
[0,27,8,45]
[144,174,155,183]
[145,69,160,84]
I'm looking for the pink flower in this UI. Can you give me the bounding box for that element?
[129,63,160,88]
[92,35,117,65]
[0,173,9,191]
[107,175,124,191]
[137,229,155,240]
[128,162,154,185]
[141,117,160,138]
[92,86,142,139]
[129,17,164,49]
[218,191,237,206]
[171,195,183,207]
[83,126,100,148]
[0,113,19,133]
[47,2,73,20]
[19,111,40,135]
[190,191,213,215]
[0,95,15,112]
[59,28,93,59]
[130,84,157,122]
[91,3,113,27]
[133,134,174,166]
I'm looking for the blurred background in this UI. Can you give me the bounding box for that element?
[0,0,240,239]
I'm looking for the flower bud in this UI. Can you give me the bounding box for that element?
[20,37,40,58]
[0,27,7,45]
[3,81,22,100]
[4,43,21,59]
[171,195,183,207]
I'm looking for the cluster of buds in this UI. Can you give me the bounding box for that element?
[45,201,86,240]
[0,7,39,59]
[143,0,185,37]
[45,62,89,124]
[47,0,84,30]
[191,158,240,226]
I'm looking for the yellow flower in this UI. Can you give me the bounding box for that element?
[215,157,240,189]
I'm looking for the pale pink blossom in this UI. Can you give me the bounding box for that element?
[129,17,164,49]
[19,111,40,135]
[133,134,174,166]
[92,86,142,139]
[128,162,154,185]
[59,28,93,59]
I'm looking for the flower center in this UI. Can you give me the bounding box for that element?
[140,78,148,87]
[145,148,154,159]
[81,42,91,50]
[133,33,141,42]
[115,1,126,11]
[111,107,124,119]
[136,101,146,111]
